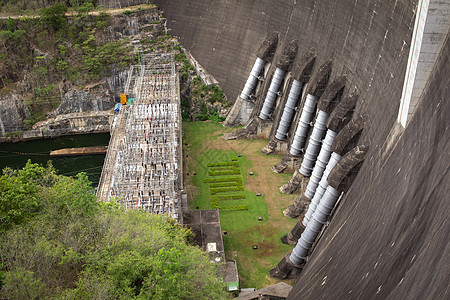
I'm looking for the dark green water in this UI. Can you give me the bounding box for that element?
[0,133,110,187]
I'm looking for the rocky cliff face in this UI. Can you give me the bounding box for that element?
[0,74,122,139]
[0,7,160,139]
[55,78,122,116]
[0,94,31,135]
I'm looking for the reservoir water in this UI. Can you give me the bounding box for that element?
[0,133,110,187]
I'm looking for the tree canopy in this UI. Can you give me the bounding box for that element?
[0,161,226,299]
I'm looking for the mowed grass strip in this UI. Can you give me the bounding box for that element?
[208,169,241,176]
[210,186,244,195]
[183,121,297,289]
[212,194,245,201]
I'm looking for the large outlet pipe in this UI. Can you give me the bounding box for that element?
[289,94,318,156]
[240,57,266,100]
[275,79,303,140]
[259,68,286,120]
[303,152,341,226]
[300,110,329,176]
[290,185,341,264]
[304,129,337,198]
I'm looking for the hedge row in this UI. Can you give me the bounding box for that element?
[211,196,246,209]
[209,182,238,188]
[211,197,219,209]
[207,166,236,171]
[207,161,239,167]
[203,176,242,184]
[219,205,248,212]
[209,169,241,176]
[231,157,238,161]
[210,186,244,195]
[213,194,245,201]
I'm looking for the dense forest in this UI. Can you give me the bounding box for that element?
[0,161,227,299]
[0,0,229,134]
[0,1,134,127]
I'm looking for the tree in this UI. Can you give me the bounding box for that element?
[0,163,227,299]
[0,161,43,231]
[6,18,16,32]
[41,4,68,32]
[1,268,47,300]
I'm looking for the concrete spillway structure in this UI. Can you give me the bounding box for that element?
[258,39,298,121]
[299,109,329,175]
[140,0,448,297]
[303,151,340,225]
[289,94,318,156]
[303,130,337,198]
[223,33,279,127]
[240,57,265,100]
[275,79,303,140]
[290,184,341,264]
[259,68,286,119]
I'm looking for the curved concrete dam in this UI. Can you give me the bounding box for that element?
[102,0,449,298]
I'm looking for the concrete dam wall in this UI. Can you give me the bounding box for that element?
[156,0,415,144]
[104,0,449,298]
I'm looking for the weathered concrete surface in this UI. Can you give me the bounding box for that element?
[283,194,310,219]
[397,0,450,126]
[50,146,108,157]
[237,282,292,300]
[223,96,254,127]
[0,94,30,135]
[289,33,449,300]
[148,0,450,298]
[155,0,421,149]
[281,220,306,245]
[327,144,370,192]
[109,0,450,297]
[269,254,304,280]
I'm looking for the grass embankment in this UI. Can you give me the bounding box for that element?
[183,121,298,289]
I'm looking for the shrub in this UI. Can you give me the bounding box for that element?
[209,182,238,188]
[208,166,236,171]
[210,186,244,195]
[208,170,241,176]
[207,162,239,167]
[219,205,248,212]
[211,197,219,209]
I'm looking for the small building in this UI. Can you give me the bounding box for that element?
[182,209,225,262]
[225,260,239,292]
[182,209,239,291]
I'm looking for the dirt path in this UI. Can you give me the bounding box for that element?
[0,4,155,19]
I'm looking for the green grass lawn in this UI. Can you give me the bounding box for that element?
[183,121,297,289]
